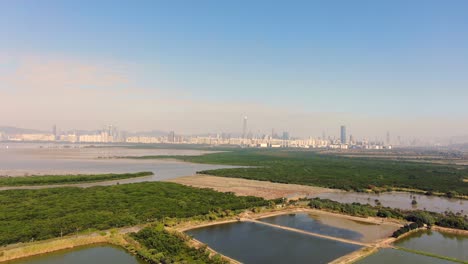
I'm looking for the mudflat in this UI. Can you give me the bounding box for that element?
[167,174,338,199]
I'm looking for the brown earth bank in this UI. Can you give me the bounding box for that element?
[168,174,468,200]
[329,247,378,264]
[432,225,468,236]
[0,229,135,263]
[166,174,338,199]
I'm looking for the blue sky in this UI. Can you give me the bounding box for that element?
[1,1,467,138]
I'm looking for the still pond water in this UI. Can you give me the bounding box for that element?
[259,213,397,243]
[186,221,361,264]
[356,248,456,264]
[395,230,468,261]
[5,244,144,264]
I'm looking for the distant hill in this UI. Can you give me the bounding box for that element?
[0,126,45,135]
[449,135,468,144]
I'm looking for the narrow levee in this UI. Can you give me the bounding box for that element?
[241,218,371,247]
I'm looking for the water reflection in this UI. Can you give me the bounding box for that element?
[5,244,145,264]
[357,249,455,264]
[395,230,467,261]
[186,221,361,264]
[0,143,240,188]
[259,213,398,243]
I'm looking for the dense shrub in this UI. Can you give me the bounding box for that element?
[0,172,153,186]
[131,226,228,264]
[307,198,467,232]
[143,150,468,196]
[0,182,267,246]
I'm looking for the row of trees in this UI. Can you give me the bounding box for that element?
[0,171,153,186]
[392,222,424,238]
[307,198,468,230]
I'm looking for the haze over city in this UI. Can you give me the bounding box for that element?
[1,2,468,264]
[1,1,468,141]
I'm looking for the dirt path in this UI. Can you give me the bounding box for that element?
[242,218,371,247]
[167,174,338,199]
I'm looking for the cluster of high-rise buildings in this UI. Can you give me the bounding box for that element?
[0,123,393,150]
[2,125,124,144]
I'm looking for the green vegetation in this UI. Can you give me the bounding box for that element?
[0,172,153,186]
[129,150,468,196]
[0,182,267,246]
[395,247,467,264]
[307,198,468,230]
[129,225,228,264]
[392,222,423,238]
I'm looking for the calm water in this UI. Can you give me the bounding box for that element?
[0,143,239,187]
[357,249,456,264]
[5,244,145,264]
[395,230,468,261]
[316,191,467,215]
[186,221,361,264]
[259,213,397,243]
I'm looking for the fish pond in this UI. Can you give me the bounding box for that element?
[259,212,398,243]
[394,230,467,262]
[356,248,457,264]
[186,221,361,264]
[5,244,145,264]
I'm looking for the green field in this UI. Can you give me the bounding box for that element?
[0,182,266,246]
[0,172,153,186]
[129,150,468,196]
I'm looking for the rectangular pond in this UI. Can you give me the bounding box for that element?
[356,248,456,264]
[259,213,398,243]
[186,221,361,264]
[4,244,144,264]
[394,230,468,262]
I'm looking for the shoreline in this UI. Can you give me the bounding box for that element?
[432,225,468,236]
[0,232,128,263]
[0,175,155,191]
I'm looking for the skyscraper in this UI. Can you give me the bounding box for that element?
[340,125,346,144]
[168,131,175,143]
[242,116,247,139]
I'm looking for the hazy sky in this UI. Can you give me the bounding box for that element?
[1,1,468,139]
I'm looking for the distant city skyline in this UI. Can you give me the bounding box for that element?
[1,1,467,140]
[1,122,467,146]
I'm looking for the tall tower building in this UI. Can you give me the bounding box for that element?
[386,131,391,145]
[52,125,57,140]
[168,131,175,143]
[340,125,347,144]
[242,116,248,139]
